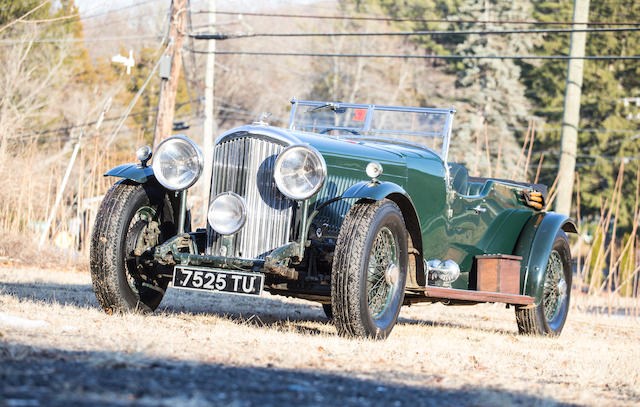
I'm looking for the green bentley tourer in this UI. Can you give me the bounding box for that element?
[90,99,576,339]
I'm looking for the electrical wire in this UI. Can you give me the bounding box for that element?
[183,48,640,60]
[0,0,50,34]
[190,9,640,27]
[0,34,159,45]
[19,11,80,24]
[189,26,640,40]
[101,41,171,152]
[8,99,200,142]
[77,0,159,22]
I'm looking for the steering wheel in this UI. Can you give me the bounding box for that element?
[319,127,361,136]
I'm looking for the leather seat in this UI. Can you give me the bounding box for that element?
[448,163,469,195]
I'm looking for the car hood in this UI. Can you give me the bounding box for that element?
[217,125,443,180]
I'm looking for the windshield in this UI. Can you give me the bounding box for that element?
[289,100,454,159]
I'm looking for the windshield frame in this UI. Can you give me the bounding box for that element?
[288,99,455,162]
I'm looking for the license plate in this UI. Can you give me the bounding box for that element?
[172,266,264,296]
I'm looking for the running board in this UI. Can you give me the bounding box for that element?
[416,286,535,305]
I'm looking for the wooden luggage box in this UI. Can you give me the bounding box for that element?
[473,254,522,295]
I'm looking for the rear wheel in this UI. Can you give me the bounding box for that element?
[90,182,176,314]
[331,199,408,339]
[516,231,572,336]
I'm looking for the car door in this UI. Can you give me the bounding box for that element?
[447,191,495,270]
[446,178,535,286]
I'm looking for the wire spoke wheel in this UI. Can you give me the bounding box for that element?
[515,231,572,336]
[90,182,176,314]
[331,199,408,339]
[542,250,566,323]
[366,227,398,319]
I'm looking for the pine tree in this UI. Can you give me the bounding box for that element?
[448,0,536,176]
[522,0,640,231]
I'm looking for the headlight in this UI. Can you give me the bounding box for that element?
[208,192,247,235]
[152,135,203,190]
[274,145,326,200]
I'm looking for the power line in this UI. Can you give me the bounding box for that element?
[16,26,639,46]
[79,0,169,32]
[40,0,160,32]
[183,48,640,61]
[19,11,80,24]
[191,9,640,27]
[0,0,49,34]
[189,26,640,40]
[10,98,200,142]
[78,0,159,22]
[0,34,159,45]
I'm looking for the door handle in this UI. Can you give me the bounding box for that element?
[469,205,486,214]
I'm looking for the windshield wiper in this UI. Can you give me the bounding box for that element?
[305,103,345,113]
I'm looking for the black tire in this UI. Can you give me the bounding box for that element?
[90,181,176,314]
[516,231,572,336]
[331,199,408,339]
[321,303,333,319]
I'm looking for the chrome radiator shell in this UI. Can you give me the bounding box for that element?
[207,135,294,259]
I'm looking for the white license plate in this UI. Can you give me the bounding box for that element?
[172,266,264,296]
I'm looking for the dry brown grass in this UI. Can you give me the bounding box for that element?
[1,265,638,406]
[0,233,88,270]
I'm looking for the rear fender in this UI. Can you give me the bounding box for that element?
[105,163,154,183]
[513,212,577,304]
[341,181,425,286]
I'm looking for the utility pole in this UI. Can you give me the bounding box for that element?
[153,0,188,150]
[202,0,217,221]
[555,0,590,216]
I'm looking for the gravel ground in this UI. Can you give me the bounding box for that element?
[1,265,638,407]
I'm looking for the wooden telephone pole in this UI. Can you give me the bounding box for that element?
[555,0,590,215]
[202,0,217,221]
[153,0,188,150]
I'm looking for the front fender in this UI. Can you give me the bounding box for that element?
[105,163,154,183]
[513,212,577,304]
[340,180,425,286]
[342,181,408,201]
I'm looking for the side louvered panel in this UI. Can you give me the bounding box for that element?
[312,175,358,237]
[207,136,293,259]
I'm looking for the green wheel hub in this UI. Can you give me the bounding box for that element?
[543,250,567,322]
[366,227,399,319]
[125,206,160,293]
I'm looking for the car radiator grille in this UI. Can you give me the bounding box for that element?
[207,136,294,259]
[311,175,356,237]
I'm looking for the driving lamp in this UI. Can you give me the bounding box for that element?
[274,145,326,200]
[152,135,203,190]
[208,192,247,235]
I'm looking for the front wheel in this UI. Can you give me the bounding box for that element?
[515,231,572,336]
[90,182,176,314]
[331,199,408,339]
[321,303,333,319]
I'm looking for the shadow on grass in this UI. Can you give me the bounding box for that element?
[0,342,581,407]
[0,280,332,335]
[0,280,518,337]
[397,315,518,336]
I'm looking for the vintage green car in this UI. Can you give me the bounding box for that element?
[90,99,576,339]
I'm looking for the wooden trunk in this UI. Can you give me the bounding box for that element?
[473,254,522,295]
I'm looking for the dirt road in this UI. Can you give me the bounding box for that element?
[1,265,638,406]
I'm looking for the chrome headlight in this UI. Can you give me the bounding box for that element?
[208,192,247,235]
[274,145,326,200]
[152,135,203,190]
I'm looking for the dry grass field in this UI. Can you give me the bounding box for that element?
[1,264,639,407]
